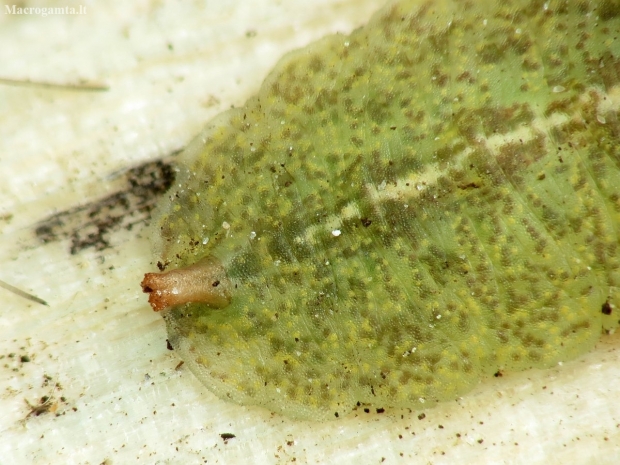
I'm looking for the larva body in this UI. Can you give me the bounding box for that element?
[143,0,620,420]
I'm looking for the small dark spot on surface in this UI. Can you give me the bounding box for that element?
[212,280,220,287]
[376,407,385,414]
[220,433,236,441]
[334,411,339,417]
[25,394,56,418]
[361,218,372,227]
[20,355,30,363]
[457,182,480,190]
[166,339,173,350]
[599,0,620,21]
[364,407,370,413]
[602,300,612,315]
[418,413,426,420]
[494,370,503,377]
[0,213,13,225]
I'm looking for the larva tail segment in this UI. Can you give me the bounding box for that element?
[141,256,232,312]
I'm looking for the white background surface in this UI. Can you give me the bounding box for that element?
[1,1,619,463]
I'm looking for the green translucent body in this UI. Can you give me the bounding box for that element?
[152,0,620,420]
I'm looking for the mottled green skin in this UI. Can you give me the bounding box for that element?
[153,0,620,420]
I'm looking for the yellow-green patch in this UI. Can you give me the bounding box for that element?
[150,0,620,420]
